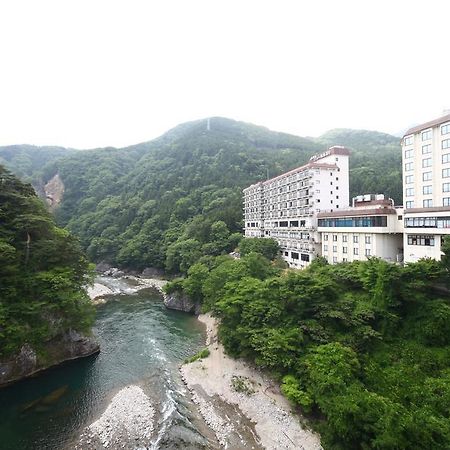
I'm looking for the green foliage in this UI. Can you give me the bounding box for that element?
[239,237,280,260]
[184,348,210,364]
[0,166,94,357]
[182,253,450,449]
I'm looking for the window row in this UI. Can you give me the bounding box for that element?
[407,235,435,246]
[318,216,387,228]
[405,216,450,228]
[323,245,371,256]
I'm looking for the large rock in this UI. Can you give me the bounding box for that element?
[164,290,201,314]
[0,330,99,387]
[141,267,165,278]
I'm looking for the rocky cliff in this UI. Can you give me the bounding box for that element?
[164,290,201,315]
[0,330,99,387]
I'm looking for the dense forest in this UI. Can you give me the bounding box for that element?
[0,118,402,272]
[0,165,94,358]
[167,239,450,449]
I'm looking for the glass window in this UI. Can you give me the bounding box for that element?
[342,235,348,242]
[365,248,371,256]
[422,144,432,154]
[332,234,338,241]
[333,246,337,253]
[443,153,450,164]
[405,162,413,171]
[422,129,432,141]
[405,175,414,184]
[423,199,433,208]
[422,158,432,168]
[407,235,435,246]
[405,149,414,158]
[423,185,432,195]
[406,188,414,197]
[343,247,348,253]
[342,257,348,262]
[423,171,432,181]
[333,256,337,263]
[323,245,328,251]
[404,135,413,146]
[442,139,450,150]
[443,198,450,206]
[442,123,450,135]
[353,235,359,243]
[353,248,359,255]
[444,183,450,193]
[443,168,450,178]
[406,201,414,209]
[365,235,371,244]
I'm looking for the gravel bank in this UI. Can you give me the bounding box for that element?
[76,385,154,449]
[181,314,323,450]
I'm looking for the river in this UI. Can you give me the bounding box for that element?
[0,278,219,449]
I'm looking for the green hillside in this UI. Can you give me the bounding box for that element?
[0,118,402,271]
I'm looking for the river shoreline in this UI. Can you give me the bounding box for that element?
[181,313,323,450]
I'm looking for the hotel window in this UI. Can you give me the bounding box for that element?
[365,235,371,244]
[407,235,435,246]
[353,248,359,255]
[422,129,432,141]
[353,235,359,243]
[405,149,414,158]
[442,123,450,135]
[342,235,348,242]
[422,158,432,168]
[423,185,432,195]
[443,197,450,206]
[422,144,431,154]
[443,153,450,164]
[405,188,414,197]
[332,234,338,241]
[333,246,337,253]
[404,135,413,146]
[443,183,450,193]
[365,249,371,256]
[442,139,450,150]
[423,171,432,181]
[406,201,414,208]
[423,199,433,208]
[405,175,414,184]
[443,168,450,178]
[324,245,328,251]
[343,257,348,262]
[333,256,337,263]
[343,247,348,253]
[405,162,413,171]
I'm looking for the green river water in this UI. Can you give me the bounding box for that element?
[0,278,218,449]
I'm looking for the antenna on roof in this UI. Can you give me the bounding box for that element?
[206,118,211,131]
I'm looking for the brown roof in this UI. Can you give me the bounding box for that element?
[403,113,450,137]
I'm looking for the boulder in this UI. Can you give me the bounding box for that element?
[141,267,165,278]
[164,290,201,314]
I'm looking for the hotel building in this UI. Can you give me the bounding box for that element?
[317,194,404,264]
[402,113,450,262]
[243,146,350,268]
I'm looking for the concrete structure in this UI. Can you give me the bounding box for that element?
[243,146,350,268]
[317,194,404,264]
[402,113,450,262]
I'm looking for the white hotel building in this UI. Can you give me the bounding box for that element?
[243,146,350,268]
[402,113,450,263]
[317,194,404,264]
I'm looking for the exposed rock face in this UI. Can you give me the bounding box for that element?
[141,267,165,278]
[0,330,99,387]
[44,173,65,210]
[164,290,201,315]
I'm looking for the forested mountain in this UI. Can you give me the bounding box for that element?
[0,166,97,384]
[0,118,402,271]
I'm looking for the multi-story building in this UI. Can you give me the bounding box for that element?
[317,194,404,264]
[243,146,350,268]
[402,113,450,262]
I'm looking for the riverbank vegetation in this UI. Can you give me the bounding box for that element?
[169,239,450,449]
[0,166,95,357]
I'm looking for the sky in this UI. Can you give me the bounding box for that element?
[0,0,449,149]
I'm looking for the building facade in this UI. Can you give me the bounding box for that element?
[243,146,350,268]
[317,194,404,264]
[402,113,450,262]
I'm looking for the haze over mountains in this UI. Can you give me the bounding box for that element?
[0,117,402,270]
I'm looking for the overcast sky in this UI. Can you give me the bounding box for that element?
[0,0,449,149]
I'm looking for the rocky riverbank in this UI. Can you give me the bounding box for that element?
[181,314,323,450]
[76,385,155,449]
